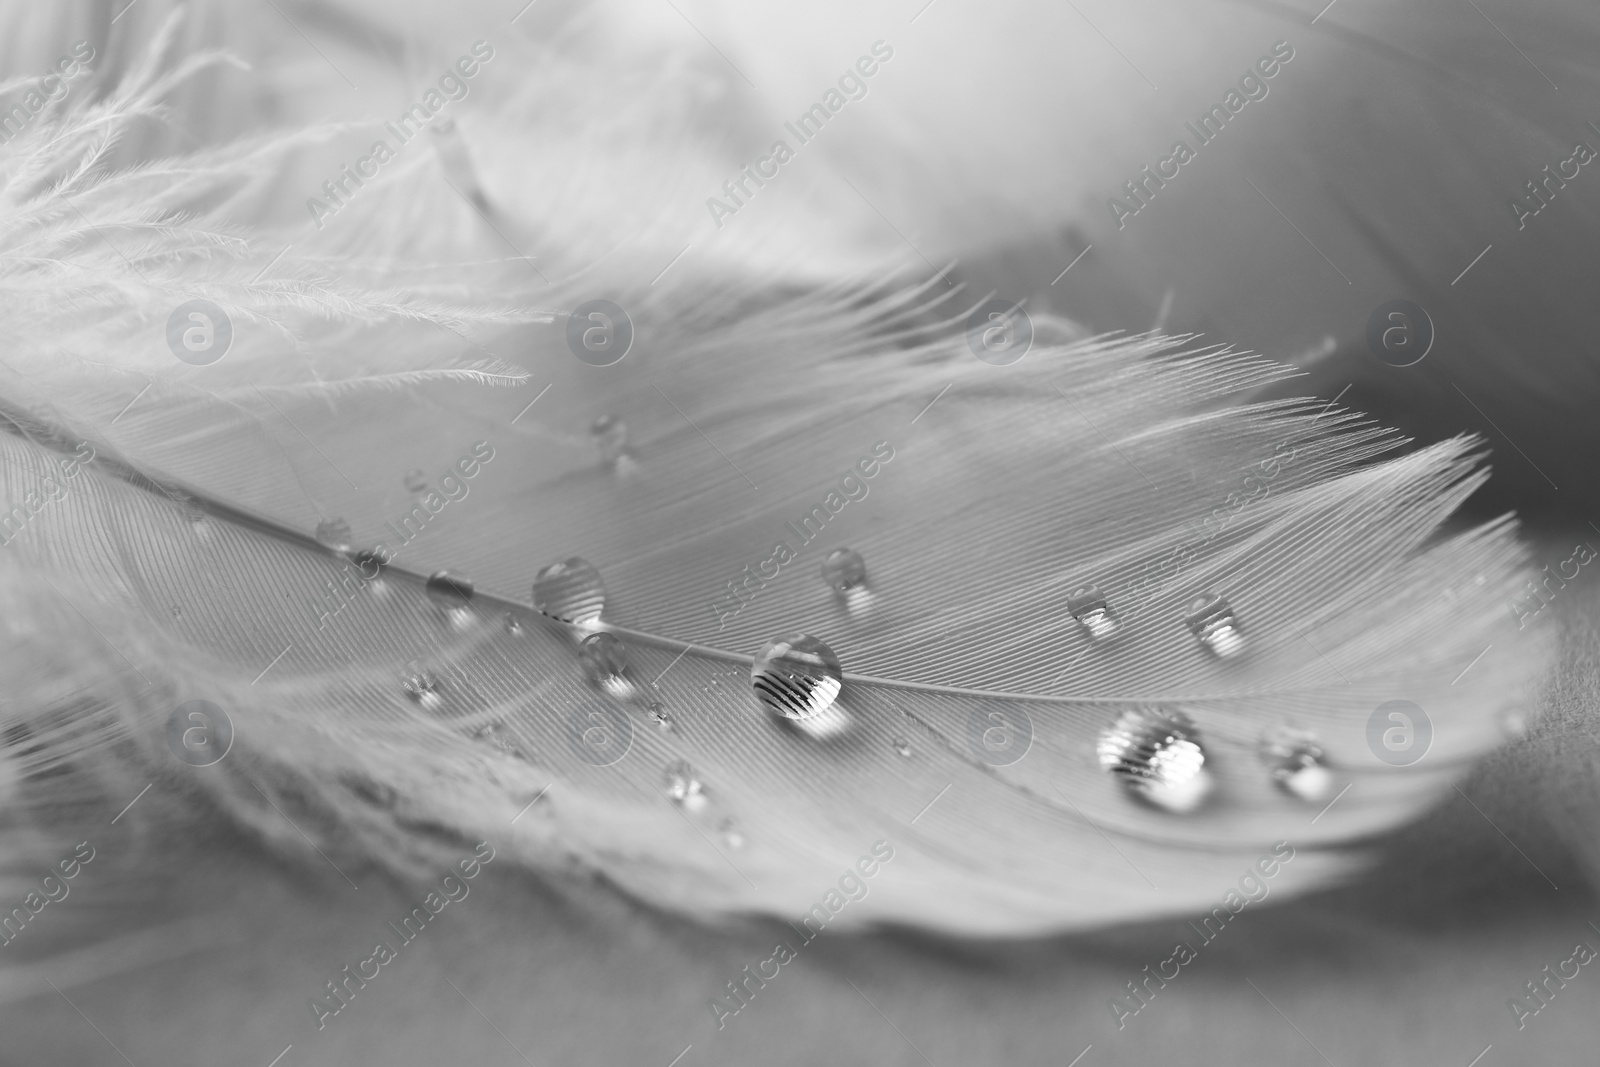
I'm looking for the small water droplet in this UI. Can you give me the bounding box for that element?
[315,518,353,553]
[503,613,524,636]
[1068,584,1121,640]
[1097,708,1212,812]
[403,661,443,711]
[893,737,912,757]
[719,818,745,849]
[590,414,629,465]
[663,759,707,811]
[352,549,387,581]
[1262,734,1335,803]
[821,548,867,594]
[751,633,843,720]
[170,606,182,618]
[647,701,675,731]
[404,469,428,493]
[1185,592,1244,657]
[1499,708,1528,740]
[533,557,606,628]
[579,631,628,686]
[425,570,474,611]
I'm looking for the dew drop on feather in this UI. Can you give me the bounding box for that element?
[533,558,607,628]
[315,517,353,553]
[1098,708,1212,813]
[821,548,867,593]
[752,633,843,720]
[1185,592,1244,657]
[1068,584,1120,640]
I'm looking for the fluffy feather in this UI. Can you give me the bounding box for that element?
[0,0,1564,959]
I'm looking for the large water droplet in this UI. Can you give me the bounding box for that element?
[579,632,629,696]
[1097,708,1212,812]
[751,633,843,720]
[1262,733,1335,803]
[316,518,353,553]
[663,759,707,811]
[591,414,629,465]
[425,570,474,611]
[403,661,443,711]
[1068,584,1121,640]
[1185,592,1244,657]
[821,548,867,593]
[533,558,606,628]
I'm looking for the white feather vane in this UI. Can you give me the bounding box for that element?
[0,10,1555,942]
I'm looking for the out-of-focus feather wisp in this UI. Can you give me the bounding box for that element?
[0,1,1597,1064]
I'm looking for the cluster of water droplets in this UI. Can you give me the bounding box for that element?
[317,499,1340,825]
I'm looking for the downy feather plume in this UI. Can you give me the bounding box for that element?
[0,12,1554,954]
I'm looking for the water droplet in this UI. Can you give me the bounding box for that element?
[503,613,524,636]
[1068,584,1121,640]
[579,631,627,686]
[1185,592,1244,657]
[404,469,428,493]
[751,633,843,720]
[352,549,387,581]
[893,737,912,757]
[647,702,675,732]
[403,662,443,711]
[315,518,353,553]
[1499,708,1527,740]
[719,818,745,849]
[590,414,629,465]
[663,759,707,811]
[1097,708,1212,812]
[1262,734,1335,803]
[821,548,867,593]
[533,557,606,628]
[170,606,182,618]
[425,570,474,611]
